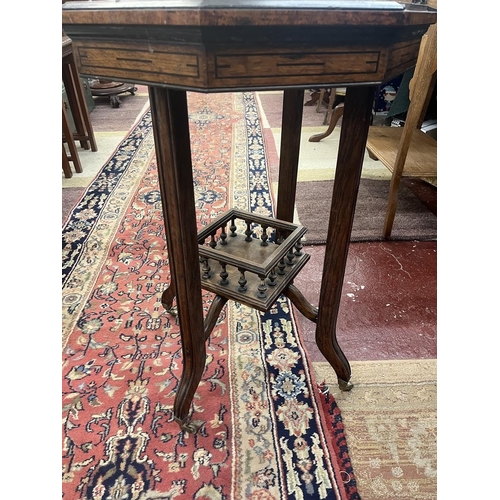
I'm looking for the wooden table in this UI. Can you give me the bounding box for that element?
[62,0,436,433]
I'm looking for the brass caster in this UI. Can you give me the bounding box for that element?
[174,417,202,434]
[338,378,354,391]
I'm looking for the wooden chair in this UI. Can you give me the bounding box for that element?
[62,35,97,152]
[62,33,97,178]
[62,101,83,178]
[316,87,346,125]
[305,88,345,132]
[308,85,346,142]
[365,23,437,238]
[309,101,345,143]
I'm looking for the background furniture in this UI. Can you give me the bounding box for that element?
[365,23,437,238]
[309,99,346,143]
[62,34,97,177]
[62,100,83,178]
[62,35,97,152]
[316,88,346,125]
[308,23,438,239]
[63,0,436,433]
[62,77,95,132]
[89,79,137,108]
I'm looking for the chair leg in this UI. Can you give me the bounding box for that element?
[62,61,89,150]
[62,102,83,174]
[62,143,73,178]
[308,103,344,142]
[367,149,379,161]
[63,52,98,152]
[383,170,403,239]
[323,88,337,125]
[316,89,326,113]
[383,24,438,239]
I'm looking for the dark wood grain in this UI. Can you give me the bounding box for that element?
[62,0,435,28]
[285,284,319,323]
[70,36,421,91]
[204,295,228,340]
[148,87,207,428]
[276,89,304,227]
[315,85,377,389]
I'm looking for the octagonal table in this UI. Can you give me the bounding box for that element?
[62,0,436,433]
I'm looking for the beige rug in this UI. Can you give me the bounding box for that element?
[313,359,437,499]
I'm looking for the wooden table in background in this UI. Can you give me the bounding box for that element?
[63,0,437,433]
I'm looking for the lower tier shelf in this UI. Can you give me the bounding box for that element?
[200,252,310,311]
[197,208,310,311]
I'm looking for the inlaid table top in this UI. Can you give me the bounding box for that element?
[62,0,436,92]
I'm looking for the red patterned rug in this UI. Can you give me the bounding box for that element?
[62,92,360,499]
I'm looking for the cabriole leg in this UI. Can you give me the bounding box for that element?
[149,87,207,432]
[315,86,376,391]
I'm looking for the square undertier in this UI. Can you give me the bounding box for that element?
[197,208,310,311]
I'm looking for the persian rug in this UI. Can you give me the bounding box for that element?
[314,359,437,499]
[295,178,437,244]
[62,92,360,499]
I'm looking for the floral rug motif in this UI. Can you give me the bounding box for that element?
[62,92,360,499]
